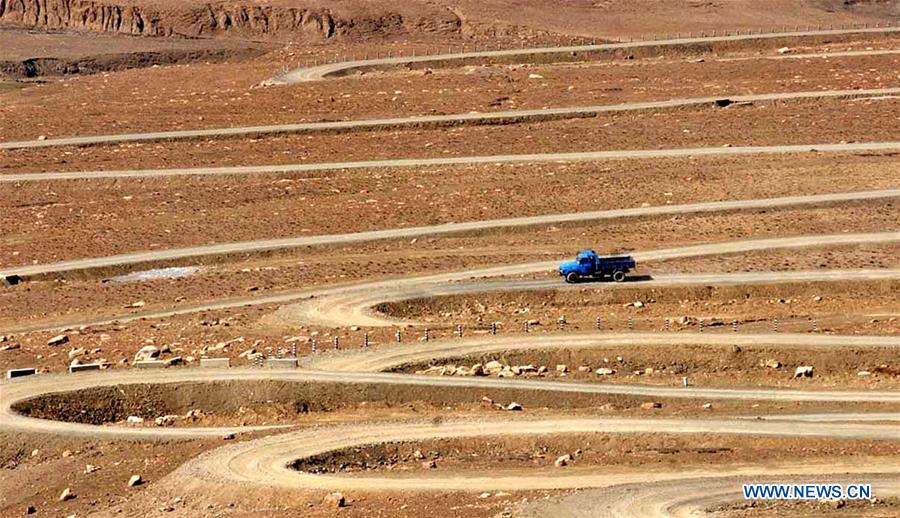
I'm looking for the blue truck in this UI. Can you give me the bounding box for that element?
[559,249,636,283]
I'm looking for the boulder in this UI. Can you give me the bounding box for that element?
[47,334,69,346]
[421,460,437,469]
[323,492,346,508]
[470,363,485,376]
[84,464,99,474]
[640,402,662,410]
[577,366,591,373]
[794,366,814,378]
[126,416,144,424]
[595,368,615,376]
[134,345,160,362]
[554,454,572,467]
[497,368,516,378]
[484,360,504,373]
[505,402,523,411]
[764,359,782,369]
[59,488,75,501]
[128,474,143,487]
[555,364,568,373]
[154,415,178,427]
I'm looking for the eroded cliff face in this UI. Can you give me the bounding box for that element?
[0,0,462,41]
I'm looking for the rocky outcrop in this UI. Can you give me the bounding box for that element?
[0,1,462,41]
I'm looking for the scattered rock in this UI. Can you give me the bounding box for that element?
[555,364,568,373]
[84,464,98,474]
[484,360,504,373]
[794,366,814,378]
[528,73,544,79]
[125,301,146,309]
[470,363,485,376]
[128,474,143,487]
[554,454,572,467]
[323,492,346,508]
[126,416,144,424]
[595,368,615,375]
[481,396,494,407]
[640,402,662,410]
[61,450,73,458]
[68,348,85,359]
[577,366,591,373]
[59,488,75,501]
[777,46,791,54]
[819,498,845,509]
[505,402,523,411]
[134,345,160,362]
[0,343,20,352]
[702,403,713,409]
[765,359,782,369]
[47,334,69,346]
[154,415,178,427]
[222,433,235,440]
[421,460,437,469]
[857,371,871,377]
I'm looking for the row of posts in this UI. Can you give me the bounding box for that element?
[260,316,819,361]
[289,21,895,68]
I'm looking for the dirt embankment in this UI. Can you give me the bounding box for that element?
[0,0,461,41]
[0,46,266,79]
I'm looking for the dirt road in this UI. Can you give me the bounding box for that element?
[3,88,897,150]
[275,26,900,82]
[5,142,900,182]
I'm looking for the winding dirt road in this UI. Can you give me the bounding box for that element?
[274,26,900,83]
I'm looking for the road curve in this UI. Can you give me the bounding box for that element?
[273,26,900,83]
[4,141,900,182]
[2,368,899,440]
[3,88,897,150]
[276,231,900,328]
[518,473,900,517]
[176,420,900,492]
[5,189,896,280]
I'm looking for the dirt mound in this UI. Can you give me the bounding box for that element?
[0,0,461,41]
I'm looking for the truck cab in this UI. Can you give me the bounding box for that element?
[559,249,636,284]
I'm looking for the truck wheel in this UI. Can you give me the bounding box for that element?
[612,270,626,282]
[565,272,580,284]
